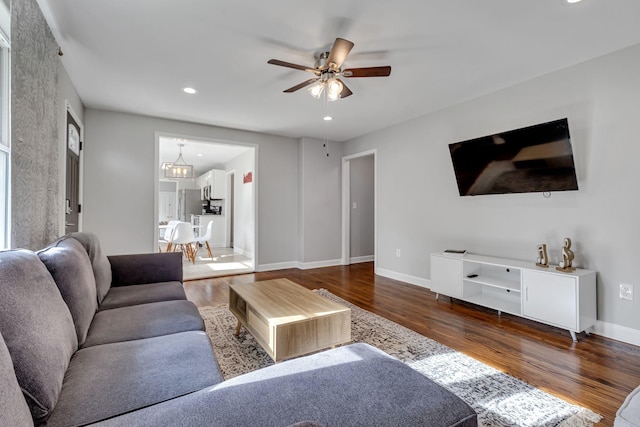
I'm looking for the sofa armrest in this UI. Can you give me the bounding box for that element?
[108,252,183,286]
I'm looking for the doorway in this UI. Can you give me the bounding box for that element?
[341,150,376,266]
[65,107,83,234]
[155,135,257,280]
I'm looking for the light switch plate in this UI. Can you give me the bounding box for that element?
[620,283,634,300]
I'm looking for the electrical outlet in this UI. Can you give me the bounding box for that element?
[620,283,634,300]
[396,249,401,258]
[352,202,357,209]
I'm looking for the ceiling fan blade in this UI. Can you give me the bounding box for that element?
[268,59,318,74]
[326,38,354,70]
[283,78,319,93]
[337,79,353,98]
[342,66,392,78]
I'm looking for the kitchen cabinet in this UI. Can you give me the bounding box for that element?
[197,169,226,199]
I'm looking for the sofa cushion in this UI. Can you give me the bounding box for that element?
[108,252,183,286]
[89,343,477,427]
[0,250,78,424]
[615,385,640,427]
[0,330,34,427]
[83,300,205,347]
[99,281,186,311]
[45,331,223,427]
[38,237,98,345]
[70,232,112,304]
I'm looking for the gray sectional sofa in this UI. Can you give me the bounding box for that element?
[0,232,477,427]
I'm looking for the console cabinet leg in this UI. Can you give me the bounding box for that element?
[570,331,577,342]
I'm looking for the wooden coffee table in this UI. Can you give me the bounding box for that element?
[229,279,351,362]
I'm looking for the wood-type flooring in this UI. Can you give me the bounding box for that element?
[184,262,640,426]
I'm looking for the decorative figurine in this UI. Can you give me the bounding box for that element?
[556,237,577,272]
[536,243,549,268]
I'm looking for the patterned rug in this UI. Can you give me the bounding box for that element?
[198,289,602,427]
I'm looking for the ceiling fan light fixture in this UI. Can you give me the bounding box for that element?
[308,81,324,99]
[326,91,340,102]
[326,78,343,102]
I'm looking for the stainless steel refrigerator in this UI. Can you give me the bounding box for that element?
[177,189,202,221]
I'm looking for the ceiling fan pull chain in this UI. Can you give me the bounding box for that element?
[324,96,330,157]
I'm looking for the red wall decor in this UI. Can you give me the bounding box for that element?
[243,172,253,184]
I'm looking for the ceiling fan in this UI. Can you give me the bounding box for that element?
[267,37,391,101]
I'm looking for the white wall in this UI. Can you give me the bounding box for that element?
[344,43,640,337]
[298,137,344,266]
[224,149,255,257]
[349,154,375,259]
[83,109,298,269]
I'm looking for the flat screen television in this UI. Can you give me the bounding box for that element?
[448,118,579,196]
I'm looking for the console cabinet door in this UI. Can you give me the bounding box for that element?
[522,270,577,330]
[430,255,462,298]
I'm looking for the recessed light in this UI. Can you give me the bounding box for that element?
[566,0,582,3]
[323,115,333,121]
[197,153,204,157]
[183,87,197,94]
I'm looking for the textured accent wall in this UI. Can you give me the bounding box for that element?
[11,0,60,249]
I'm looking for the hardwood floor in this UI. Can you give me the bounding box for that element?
[184,262,640,426]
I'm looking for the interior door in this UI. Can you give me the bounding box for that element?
[158,192,177,222]
[65,111,81,233]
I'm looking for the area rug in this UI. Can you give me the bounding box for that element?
[198,289,602,427]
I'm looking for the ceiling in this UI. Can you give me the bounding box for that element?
[38,0,640,142]
[159,137,251,177]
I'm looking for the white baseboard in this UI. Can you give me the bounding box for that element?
[591,321,640,347]
[257,261,298,272]
[376,268,431,289]
[258,258,344,272]
[349,255,374,264]
[298,259,342,270]
[233,247,254,258]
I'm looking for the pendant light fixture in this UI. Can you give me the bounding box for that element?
[162,143,194,179]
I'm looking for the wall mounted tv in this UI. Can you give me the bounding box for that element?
[448,118,578,196]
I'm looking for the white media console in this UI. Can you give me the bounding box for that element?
[430,253,597,342]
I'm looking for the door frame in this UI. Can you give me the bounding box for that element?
[62,100,84,234]
[153,132,258,270]
[341,149,377,267]
[225,170,235,248]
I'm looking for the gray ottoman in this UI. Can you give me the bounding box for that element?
[616,385,640,427]
[92,343,476,426]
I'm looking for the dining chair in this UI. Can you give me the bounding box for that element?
[169,222,196,263]
[194,220,214,259]
[159,220,180,252]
